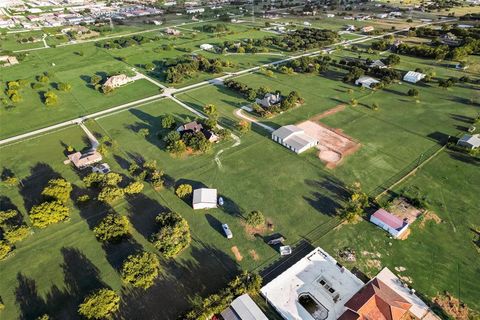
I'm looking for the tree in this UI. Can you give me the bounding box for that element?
[203,104,217,117]
[350,98,358,107]
[3,225,31,243]
[121,252,160,289]
[0,209,18,224]
[246,211,265,227]
[372,102,379,111]
[151,212,191,258]
[339,182,369,223]
[41,178,72,203]
[407,88,419,97]
[2,175,18,187]
[78,288,120,319]
[29,201,69,228]
[124,181,144,194]
[38,75,49,83]
[384,54,400,66]
[58,82,72,92]
[236,120,251,134]
[0,241,12,260]
[93,214,130,242]
[144,63,155,71]
[98,186,124,204]
[91,75,102,86]
[44,91,58,106]
[161,114,175,129]
[138,128,150,137]
[175,184,192,198]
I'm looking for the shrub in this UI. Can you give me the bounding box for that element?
[245,211,265,227]
[58,82,72,91]
[236,120,251,134]
[407,88,419,97]
[124,181,144,194]
[29,201,70,228]
[76,194,91,204]
[161,114,175,129]
[93,214,130,242]
[175,184,192,198]
[121,252,160,289]
[151,212,191,258]
[78,288,120,319]
[2,175,18,187]
[138,128,150,137]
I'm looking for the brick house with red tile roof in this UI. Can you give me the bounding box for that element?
[338,278,412,320]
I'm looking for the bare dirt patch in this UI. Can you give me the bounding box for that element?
[433,292,471,320]
[231,246,243,261]
[296,120,360,168]
[397,228,411,240]
[309,104,345,121]
[390,197,423,224]
[419,211,442,229]
[249,249,260,261]
[243,219,274,238]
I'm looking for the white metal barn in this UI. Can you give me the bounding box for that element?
[355,76,380,89]
[271,125,318,154]
[192,188,218,210]
[403,71,426,83]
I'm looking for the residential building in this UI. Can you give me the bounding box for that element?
[200,43,214,51]
[457,134,480,149]
[177,121,204,134]
[355,76,380,89]
[221,294,268,320]
[370,208,409,238]
[345,25,356,31]
[439,32,461,46]
[192,188,217,209]
[66,150,103,169]
[0,55,19,67]
[368,60,387,69]
[102,74,132,90]
[271,125,318,154]
[261,247,365,320]
[361,26,374,33]
[185,7,205,14]
[326,13,335,18]
[403,71,425,83]
[255,93,282,108]
[165,27,181,36]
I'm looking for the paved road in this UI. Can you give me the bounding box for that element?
[0,18,455,146]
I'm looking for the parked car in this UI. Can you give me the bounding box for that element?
[218,197,224,206]
[222,223,233,239]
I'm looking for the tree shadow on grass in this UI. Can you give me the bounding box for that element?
[15,273,48,320]
[117,243,239,320]
[447,150,480,166]
[126,193,168,239]
[103,238,144,272]
[205,213,224,236]
[19,163,61,212]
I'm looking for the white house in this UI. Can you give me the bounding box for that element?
[102,74,132,90]
[0,55,19,67]
[261,247,365,320]
[271,125,318,154]
[403,71,426,83]
[255,93,282,108]
[200,43,214,51]
[186,7,205,14]
[457,134,480,149]
[355,76,380,89]
[370,208,409,238]
[368,59,387,69]
[326,13,335,18]
[192,188,217,210]
[221,294,268,320]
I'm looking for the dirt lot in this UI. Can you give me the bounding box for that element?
[390,197,423,224]
[296,120,360,168]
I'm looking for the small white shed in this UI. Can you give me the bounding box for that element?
[403,71,425,83]
[192,188,218,209]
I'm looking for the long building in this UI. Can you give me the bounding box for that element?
[271,125,318,154]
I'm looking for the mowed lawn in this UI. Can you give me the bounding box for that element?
[0,98,343,319]
[0,44,161,139]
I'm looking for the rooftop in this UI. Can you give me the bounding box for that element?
[260,247,365,320]
[192,188,217,205]
[371,209,406,231]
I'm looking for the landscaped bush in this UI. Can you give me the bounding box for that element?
[175,184,192,198]
[246,211,265,227]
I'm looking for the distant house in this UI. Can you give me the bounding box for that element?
[185,7,205,14]
[345,25,356,31]
[177,121,219,143]
[403,71,425,83]
[361,26,374,33]
[355,76,380,89]
[303,21,311,26]
[440,32,461,46]
[165,27,181,36]
[376,13,388,19]
[177,121,204,134]
[457,134,480,149]
[271,125,318,154]
[66,150,103,169]
[0,55,19,67]
[192,188,217,209]
[326,13,335,18]
[368,59,387,69]
[255,93,282,108]
[200,43,214,51]
[102,74,132,90]
[221,294,268,320]
[370,208,409,238]
[391,39,403,49]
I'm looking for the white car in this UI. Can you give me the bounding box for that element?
[222,223,233,239]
